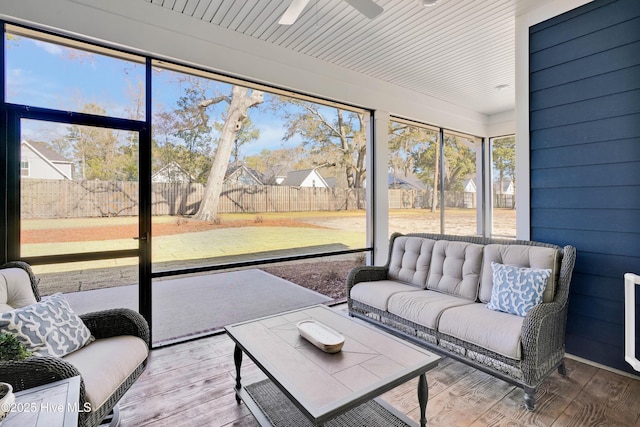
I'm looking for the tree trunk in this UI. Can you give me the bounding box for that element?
[193,86,263,221]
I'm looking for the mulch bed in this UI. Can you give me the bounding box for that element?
[262,259,363,301]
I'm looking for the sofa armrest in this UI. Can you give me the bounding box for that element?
[346,266,389,295]
[80,308,150,346]
[0,356,83,394]
[520,301,566,384]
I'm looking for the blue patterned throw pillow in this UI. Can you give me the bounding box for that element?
[487,262,552,317]
[0,293,94,357]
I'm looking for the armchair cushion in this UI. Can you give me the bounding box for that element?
[0,293,94,357]
[0,268,37,313]
[62,335,148,409]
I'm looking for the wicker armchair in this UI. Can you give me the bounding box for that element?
[0,261,149,427]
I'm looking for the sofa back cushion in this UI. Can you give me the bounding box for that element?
[427,240,484,300]
[479,244,560,304]
[388,236,436,288]
[0,268,37,313]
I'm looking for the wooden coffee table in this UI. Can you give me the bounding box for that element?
[225,305,440,427]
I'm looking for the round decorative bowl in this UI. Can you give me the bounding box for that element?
[0,382,15,424]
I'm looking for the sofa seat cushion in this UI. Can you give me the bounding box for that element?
[388,236,436,287]
[387,290,475,330]
[63,335,148,409]
[438,303,525,360]
[351,280,422,311]
[427,240,484,301]
[479,244,560,304]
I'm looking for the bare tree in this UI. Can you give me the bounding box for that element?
[279,99,367,189]
[193,86,263,221]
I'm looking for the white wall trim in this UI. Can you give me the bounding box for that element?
[372,111,390,265]
[486,110,515,137]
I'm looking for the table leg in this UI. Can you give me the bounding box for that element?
[418,373,429,427]
[234,344,243,404]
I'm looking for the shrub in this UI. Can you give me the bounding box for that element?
[0,333,31,361]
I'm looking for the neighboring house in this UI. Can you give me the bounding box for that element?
[20,140,73,180]
[279,169,329,188]
[224,163,266,186]
[493,179,515,208]
[493,179,515,195]
[258,163,290,185]
[324,177,338,188]
[388,171,428,191]
[152,162,195,183]
[461,178,477,194]
[461,177,477,209]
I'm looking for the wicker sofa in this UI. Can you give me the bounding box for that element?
[0,261,149,427]
[347,233,576,410]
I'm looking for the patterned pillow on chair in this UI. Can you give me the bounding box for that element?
[487,262,552,317]
[0,293,94,357]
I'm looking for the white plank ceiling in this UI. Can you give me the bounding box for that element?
[143,0,554,116]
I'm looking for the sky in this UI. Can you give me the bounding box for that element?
[4,34,314,158]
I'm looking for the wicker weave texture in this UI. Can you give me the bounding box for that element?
[346,233,577,410]
[245,379,412,427]
[0,262,149,427]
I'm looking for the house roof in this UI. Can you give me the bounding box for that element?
[279,169,329,187]
[388,172,427,191]
[493,179,514,193]
[26,141,72,164]
[225,163,267,185]
[21,140,73,180]
[152,162,196,181]
[462,178,477,192]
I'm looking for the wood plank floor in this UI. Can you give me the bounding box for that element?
[118,314,640,427]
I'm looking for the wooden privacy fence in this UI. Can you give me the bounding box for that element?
[494,193,515,209]
[20,179,367,219]
[20,180,512,219]
[388,189,479,209]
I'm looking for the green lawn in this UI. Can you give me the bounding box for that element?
[23,208,515,275]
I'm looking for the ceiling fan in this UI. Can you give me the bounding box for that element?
[279,0,384,25]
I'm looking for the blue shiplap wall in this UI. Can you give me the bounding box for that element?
[529,0,640,374]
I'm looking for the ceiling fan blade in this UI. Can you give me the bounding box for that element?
[342,0,384,19]
[279,0,311,25]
